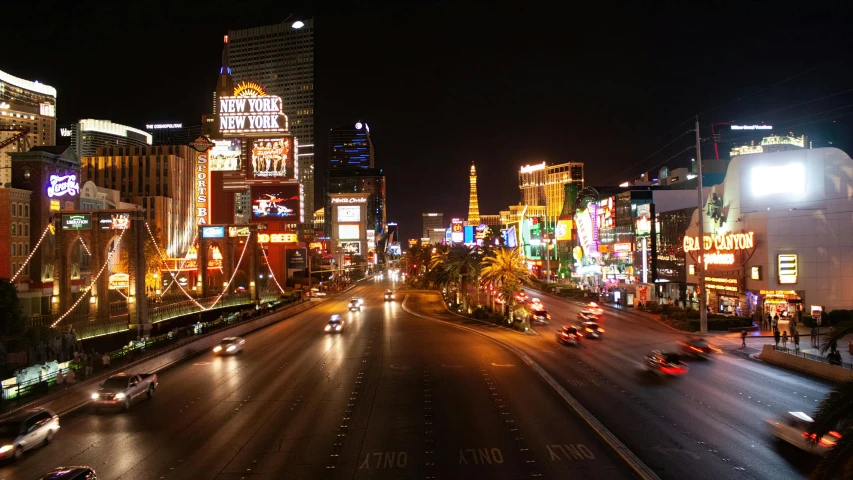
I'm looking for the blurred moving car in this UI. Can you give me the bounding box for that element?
[348,299,362,312]
[585,302,604,316]
[577,311,602,322]
[213,337,245,355]
[384,290,395,301]
[325,315,344,333]
[0,408,60,462]
[676,336,720,357]
[645,351,688,376]
[91,373,158,412]
[352,296,365,306]
[765,411,841,456]
[515,292,530,303]
[530,309,551,323]
[531,297,542,306]
[579,321,604,339]
[308,288,326,297]
[556,326,582,346]
[39,467,98,480]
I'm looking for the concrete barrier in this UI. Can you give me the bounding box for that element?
[1,299,321,419]
[758,344,853,382]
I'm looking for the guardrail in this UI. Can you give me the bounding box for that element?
[772,345,852,370]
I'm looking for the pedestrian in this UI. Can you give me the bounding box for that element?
[85,356,93,378]
[782,330,789,348]
[65,367,76,385]
[793,331,800,351]
[102,353,111,370]
[774,329,781,347]
[55,369,64,388]
[741,329,747,347]
[772,314,779,332]
[811,327,818,347]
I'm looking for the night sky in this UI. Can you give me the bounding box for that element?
[6,1,853,243]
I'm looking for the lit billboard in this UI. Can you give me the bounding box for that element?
[99,213,130,230]
[62,214,91,230]
[341,242,361,255]
[218,95,288,134]
[250,185,300,221]
[555,220,573,241]
[209,139,242,171]
[339,224,360,240]
[250,138,293,179]
[337,205,360,222]
[201,226,225,238]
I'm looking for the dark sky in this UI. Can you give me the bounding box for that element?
[6,1,853,243]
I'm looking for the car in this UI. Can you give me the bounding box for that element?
[765,411,842,456]
[91,373,158,412]
[39,466,98,480]
[530,309,551,323]
[348,300,362,312]
[0,408,60,462]
[308,288,326,297]
[213,337,245,355]
[531,298,542,306]
[515,292,530,303]
[579,321,604,339]
[556,326,582,346]
[384,290,395,301]
[352,296,364,306]
[644,351,688,376]
[577,311,602,322]
[585,302,604,316]
[325,315,344,333]
[676,336,720,357]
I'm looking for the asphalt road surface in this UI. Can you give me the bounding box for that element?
[407,287,834,480]
[0,282,631,480]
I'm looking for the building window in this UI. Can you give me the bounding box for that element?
[24,205,28,217]
[10,203,15,217]
[11,244,16,256]
[18,243,23,256]
[18,223,22,237]
[24,224,28,236]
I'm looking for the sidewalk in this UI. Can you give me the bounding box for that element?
[711,321,853,365]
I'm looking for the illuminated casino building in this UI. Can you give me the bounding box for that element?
[145,123,203,146]
[468,163,480,224]
[69,119,152,159]
[227,18,315,223]
[329,121,373,169]
[1,69,57,189]
[519,161,585,217]
[685,147,853,317]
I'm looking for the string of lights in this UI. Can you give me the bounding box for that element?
[207,232,252,310]
[10,222,52,282]
[51,229,125,328]
[145,222,206,310]
[261,244,286,294]
[158,232,197,298]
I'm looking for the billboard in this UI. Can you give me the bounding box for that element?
[201,226,225,238]
[338,224,360,240]
[341,242,361,255]
[251,185,300,221]
[250,138,293,179]
[99,213,130,230]
[62,214,91,230]
[195,150,211,225]
[367,229,376,248]
[286,248,308,269]
[337,205,360,222]
[218,95,288,133]
[555,220,573,241]
[464,226,475,245]
[209,139,242,171]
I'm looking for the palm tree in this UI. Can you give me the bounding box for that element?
[430,244,479,312]
[479,247,533,320]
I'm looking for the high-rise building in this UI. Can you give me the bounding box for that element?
[228,17,315,221]
[422,212,444,238]
[81,145,196,257]
[70,119,152,159]
[468,163,480,224]
[329,121,374,169]
[324,168,386,239]
[145,123,203,146]
[1,69,57,188]
[519,161,584,217]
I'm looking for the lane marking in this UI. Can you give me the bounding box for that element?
[490,362,515,368]
[651,444,701,460]
[402,294,661,480]
[546,443,596,461]
[458,448,504,465]
[359,451,408,469]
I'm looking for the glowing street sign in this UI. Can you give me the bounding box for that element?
[751,164,805,196]
[47,174,79,198]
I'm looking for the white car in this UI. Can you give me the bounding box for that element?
[0,408,60,461]
[213,337,245,355]
[765,411,841,456]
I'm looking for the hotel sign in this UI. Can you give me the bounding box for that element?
[331,197,367,204]
[684,232,756,268]
[218,96,287,133]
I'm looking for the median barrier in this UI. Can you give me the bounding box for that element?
[0,299,322,420]
[758,344,853,382]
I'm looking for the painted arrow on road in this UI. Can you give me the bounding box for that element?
[491,362,515,367]
[651,445,700,459]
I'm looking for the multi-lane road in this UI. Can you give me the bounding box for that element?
[405,287,835,479]
[1,283,631,479]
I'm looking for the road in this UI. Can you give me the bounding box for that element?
[1,282,631,480]
[405,287,834,479]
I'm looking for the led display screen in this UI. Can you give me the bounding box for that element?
[250,138,293,179]
[201,226,225,238]
[251,185,300,221]
[337,205,360,222]
[338,224,360,240]
[209,139,242,171]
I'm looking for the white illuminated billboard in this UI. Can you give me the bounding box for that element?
[209,139,242,171]
[751,164,805,196]
[338,224,360,240]
[337,205,360,222]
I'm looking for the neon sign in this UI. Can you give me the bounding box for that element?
[47,175,79,198]
[731,125,772,130]
[520,162,546,174]
[778,254,798,284]
[331,197,367,204]
[683,232,755,253]
[258,233,298,243]
[218,95,287,133]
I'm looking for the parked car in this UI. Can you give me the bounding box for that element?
[91,373,158,412]
[39,467,98,480]
[213,337,245,355]
[0,408,60,462]
[556,326,582,346]
[765,411,841,456]
[644,351,688,376]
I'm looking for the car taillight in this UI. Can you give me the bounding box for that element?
[585,328,593,332]
[597,328,604,332]
[829,431,842,439]
[690,346,702,353]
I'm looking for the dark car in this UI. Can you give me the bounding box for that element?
[40,467,98,480]
[530,309,551,323]
[579,321,604,339]
[556,326,581,346]
[645,351,688,376]
[677,336,719,357]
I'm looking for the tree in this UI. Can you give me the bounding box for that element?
[432,245,480,313]
[479,247,533,320]
[0,278,26,337]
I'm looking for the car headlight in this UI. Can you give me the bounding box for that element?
[336,325,342,331]
[325,325,331,331]
[213,346,222,352]
[91,393,100,400]
[0,445,13,453]
[115,393,126,400]
[226,345,236,352]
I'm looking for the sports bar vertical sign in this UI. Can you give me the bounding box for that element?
[189,137,216,225]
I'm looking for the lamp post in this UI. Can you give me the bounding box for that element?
[542,234,552,284]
